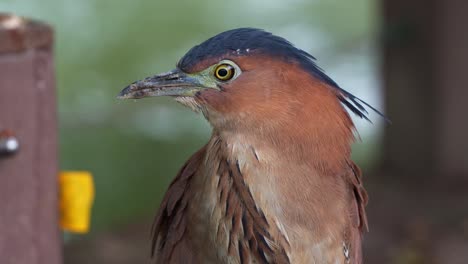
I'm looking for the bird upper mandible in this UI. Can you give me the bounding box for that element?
[119,28,381,264]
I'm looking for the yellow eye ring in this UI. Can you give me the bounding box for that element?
[214,64,235,81]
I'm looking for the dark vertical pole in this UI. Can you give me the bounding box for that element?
[381,0,438,178]
[435,0,468,177]
[381,0,468,180]
[0,14,62,264]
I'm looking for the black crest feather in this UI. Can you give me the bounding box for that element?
[178,28,388,122]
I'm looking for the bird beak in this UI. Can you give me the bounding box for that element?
[117,69,209,99]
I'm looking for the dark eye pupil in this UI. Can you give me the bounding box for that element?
[218,68,228,77]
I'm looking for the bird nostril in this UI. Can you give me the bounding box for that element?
[126,83,139,92]
[166,75,179,81]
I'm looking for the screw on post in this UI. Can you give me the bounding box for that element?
[0,129,19,156]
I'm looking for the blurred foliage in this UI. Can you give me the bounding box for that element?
[1,0,382,232]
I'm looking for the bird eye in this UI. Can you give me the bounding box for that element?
[214,64,235,81]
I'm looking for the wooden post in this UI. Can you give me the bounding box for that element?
[0,14,62,264]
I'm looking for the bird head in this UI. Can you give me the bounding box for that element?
[119,28,384,163]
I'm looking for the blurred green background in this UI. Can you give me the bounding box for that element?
[1,0,383,261]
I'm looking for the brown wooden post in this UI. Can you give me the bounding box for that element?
[0,14,62,264]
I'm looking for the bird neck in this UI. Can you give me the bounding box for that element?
[200,67,357,174]
[194,122,355,262]
[211,98,356,175]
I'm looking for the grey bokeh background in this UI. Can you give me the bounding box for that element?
[2,0,385,262]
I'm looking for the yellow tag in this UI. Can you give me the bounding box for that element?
[59,171,95,233]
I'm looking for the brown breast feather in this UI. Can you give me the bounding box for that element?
[152,141,290,263]
[151,147,206,263]
[216,158,290,263]
[152,143,367,264]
